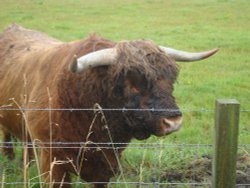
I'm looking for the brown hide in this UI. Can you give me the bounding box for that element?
[0,24,181,188]
[0,24,119,187]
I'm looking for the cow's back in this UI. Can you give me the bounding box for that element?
[0,24,61,50]
[0,24,63,138]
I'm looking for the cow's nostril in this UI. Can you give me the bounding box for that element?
[158,116,182,136]
[162,118,174,128]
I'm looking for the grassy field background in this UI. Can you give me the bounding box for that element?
[0,0,249,187]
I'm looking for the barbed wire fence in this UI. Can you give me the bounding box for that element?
[0,106,249,187]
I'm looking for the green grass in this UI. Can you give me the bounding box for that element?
[0,0,250,187]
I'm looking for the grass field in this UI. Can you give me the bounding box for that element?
[0,0,249,187]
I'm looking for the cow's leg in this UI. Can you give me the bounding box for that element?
[1,127,32,161]
[81,158,111,188]
[41,150,71,188]
[26,136,34,162]
[20,133,34,163]
[2,131,15,160]
[50,165,71,188]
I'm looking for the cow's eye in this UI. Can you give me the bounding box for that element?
[125,70,149,95]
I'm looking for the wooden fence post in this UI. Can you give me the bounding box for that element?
[212,99,240,188]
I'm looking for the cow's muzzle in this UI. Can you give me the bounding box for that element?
[155,116,182,136]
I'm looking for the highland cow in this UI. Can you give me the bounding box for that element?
[0,24,218,188]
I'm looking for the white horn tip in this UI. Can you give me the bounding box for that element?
[160,46,219,62]
[203,48,219,59]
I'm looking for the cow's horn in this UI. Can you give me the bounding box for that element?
[159,46,219,62]
[69,48,117,73]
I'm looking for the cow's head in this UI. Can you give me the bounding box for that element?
[70,40,218,140]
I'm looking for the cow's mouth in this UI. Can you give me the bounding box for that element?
[123,114,151,140]
[133,130,151,140]
[153,116,182,136]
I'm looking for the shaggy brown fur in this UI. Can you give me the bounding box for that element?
[0,24,181,188]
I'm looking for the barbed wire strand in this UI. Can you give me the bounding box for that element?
[0,181,249,186]
[0,142,249,146]
[1,145,249,150]
[0,107,250,112]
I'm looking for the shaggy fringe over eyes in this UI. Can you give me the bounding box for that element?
[111,40,179,82]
